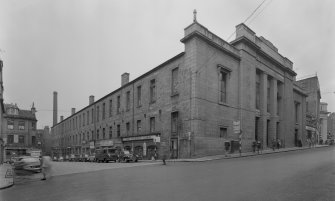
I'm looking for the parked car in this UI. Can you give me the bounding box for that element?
[14,156,41,173]
[69,154,80,161]
[95,149,118,163]
[59,156,64,162]
[119,150,138,163]
[80,154,89,162]
[88,154,96,162]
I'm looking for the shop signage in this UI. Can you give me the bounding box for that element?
[233,121,240,134]
[100,140,113,147]
[123,135,159,142]
[89,141,95,149]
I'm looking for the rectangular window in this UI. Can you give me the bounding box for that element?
[79,115,82,127]
[102,103,106,120]
[18,121,25,130]
[87,111,89,125]
[126,122,130,136]
[126,91,130,111]
[32,136,36,145]
[267,78,271,113]
[97,129,100,140]
[117,125,120,137]
[256,71,261,109]
[150,79,156,103]
[255,117,259,141]
[220,127,228,138]
[172,67,179,94]
[117,96,121,114]
[137,86,142,107]
[92,131,94,140]
[137,120,142,134]
[91,108,94,123]
[150,117,155,133]
[109,99,113,117]
[171,112,178,134]
[219,71,227,103]
[109,126,113,139]
[83,113,85,126]
[103,128,106,139]
[7,135,14,143]
[7,120,14,130]
[97,106,100,122]
[19,135,25,144]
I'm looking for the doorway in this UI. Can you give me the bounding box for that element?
[170,138,178,159]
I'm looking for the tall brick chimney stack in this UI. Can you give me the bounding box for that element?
[71,108,76,115]
[121,73,129,86]
[53,91,58,126]
[89,95,94,105]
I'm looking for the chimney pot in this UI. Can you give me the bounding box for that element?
[71,108,76,115]
[121,73,130,86]
[89,95,94,105]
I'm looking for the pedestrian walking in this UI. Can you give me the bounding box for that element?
[272,138,276,151]
[41,155,52,180]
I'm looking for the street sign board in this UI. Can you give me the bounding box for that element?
[233,121,240,134]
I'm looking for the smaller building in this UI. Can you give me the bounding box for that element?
[297,76,321,144]
[327,112,335,141]
[319,102,330,143]
[2,103,38,160]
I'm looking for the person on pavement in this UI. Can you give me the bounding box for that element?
[41,155,52,180]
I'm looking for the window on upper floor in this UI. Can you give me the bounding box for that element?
[126,91,130,111]
[18,135,25,144]
[97,106,100,122]
[7,135,14,143]
[117,125,120,137]
[7,120,14,130]
[102,102,106,120]
[220,127,228,138]
[150,117,155,133]
[117,96,121,114]
[137,86,142,107]
[256,70,261,110]
[19,121,25,130]
[109,126,113,139]
[83,113,86,126]
[267,77,271,113]
[91,108,94,124]
[109,99,113,117]
[126,122,130,136]
[171,67,179,95]
[218,65,231,104]
[150,79,156,103]
[137,120,142,134]
[87,111,89,125]
[103,128,106,139]
[97,129,100,140]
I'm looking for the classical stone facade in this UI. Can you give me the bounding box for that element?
[51,18,307,159]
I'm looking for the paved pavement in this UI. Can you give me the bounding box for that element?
[1,145,333,201]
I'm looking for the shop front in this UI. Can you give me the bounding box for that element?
[122,134,160,160]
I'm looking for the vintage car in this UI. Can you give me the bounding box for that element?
[119,150,139,163]
[14,156,41,174]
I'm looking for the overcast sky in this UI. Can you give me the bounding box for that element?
[0,0,334,129]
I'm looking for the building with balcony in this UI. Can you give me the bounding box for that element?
[2,103,38,160]
[51,14,307,159]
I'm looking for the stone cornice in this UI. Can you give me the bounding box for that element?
[181,30,241,61]
[231,36,297,76]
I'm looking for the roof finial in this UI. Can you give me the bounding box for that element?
[193,9,197,22]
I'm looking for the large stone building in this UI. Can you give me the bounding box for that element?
[297,76,321,144]
[51,15,307,159]
[0,59,5,163]
[2,103,38,159]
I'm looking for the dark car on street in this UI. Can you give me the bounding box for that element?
[95,149,118,163]
[119,150,139,163]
